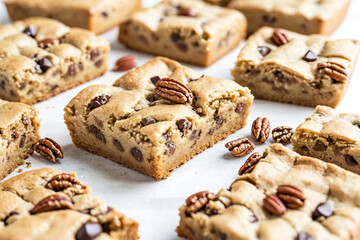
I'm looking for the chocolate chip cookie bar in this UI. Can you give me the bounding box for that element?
[0,99,40,180]
[0,168,139,239]
[177,144,360,240]
[4,0,141,35]
[118,0,247,67]
[0,17,110,105]
[226,0,351,35]
[292,105,360,175]
[64,57,253,180]
[231,27,360,107]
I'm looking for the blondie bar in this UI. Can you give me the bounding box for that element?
[0,99,40,180]
[64,57,253,180]
[118,0,247,67]
[231,27,360,107]
[0,168,139,239]
[227,0,351,35]
[4,0,141,35]
[292,105,360,175]
[177,144,360,239]
[0,17,109,105]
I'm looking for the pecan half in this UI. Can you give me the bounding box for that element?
[35,138,64,162]
[225,138,255,157]
[272,29,289,46]
[318,61,347,83]
[272,126,293,143]
[113,55,137,72]
[186,191,215,214]
[239,152,262,175]
[30,194,73,214]
[276,185,306,209]
[155,78,193,104]
[251,117,271,143]
[50,173,82,191]
[263,194,286,215]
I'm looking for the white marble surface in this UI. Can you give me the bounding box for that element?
[0,0,360,239]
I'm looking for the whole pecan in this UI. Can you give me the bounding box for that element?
[272,126,293,143]
[35,138,64,162]
[30,194,73,214]
[272,29,289,46]
[50,173,82,191]
[155,78,193,104]
[225,138,255,157]
[186,191,215,214]
[318,61,347,83]
[263,194,286,215]
[239,152,262,175]
[276,185,306,209]
[251,117,271,143]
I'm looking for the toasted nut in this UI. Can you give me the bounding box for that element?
[272,126,293,144]
[35,138,63,162]
[155,78,193,104]
[30,194,73,214]
[318,61,347,83]
[277,185,306,209]
[186,191,215,214]
[272,29,289,46]
[251,117,271,143]
[225,138,255,157]
[239,152,262,175]
[113,55,137,72]
[50,173,82,191]
[263,194,286,215]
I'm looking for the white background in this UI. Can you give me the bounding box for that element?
[1,0,360,239]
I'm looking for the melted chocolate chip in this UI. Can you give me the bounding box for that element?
[190,129,201,140]
[113,138,124,152]
[150,76,161,84]
[78,62,84,71]
[19,134,26,148]
[89,125,106,143]
[258,46,271,57]
[262,15,276,24]
[141,117,157,126]
[219,232,227,240]
[162,131,172,141]
[176,119,191,133]
[90,50,100,60]
[303,50,318,62]
[171,32,183,42]
[214,116,224,129]
[165,142,176,156]
[22,117,30,126]
[176,42,188,52]
[208,127,215,136]
[65,64,77,78]
[95,60,103,68]
[235,102,246,113]
[274,71,284,82]
[36,57,53,72]
[0,79,5,90]
[75,222,102,240]
[101,11,108,18]
[131,148,143,162]
[146,94,156,102]
[18,82,26,90]
[313,141,327,151]
[345,154,358,166]
[23,25,37,38]
[89,95,111,111]
[312,202,333,220]
[296,232,314,240]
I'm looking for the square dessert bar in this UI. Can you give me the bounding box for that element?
[178,144,360,240]
[227,0,351,35]
[232,27,360,107]
[0,168,139,239]
[5,0,141,35]
[0,17,110,105]
[0,99,40,180]
[64,57,253,180]
[292,105,360,175]
[118,0,247,67]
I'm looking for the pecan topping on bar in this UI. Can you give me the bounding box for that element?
[30,194,73,214]
[225,138,255,157]
[251,117,271,143]
[238,152,262,175]
[276,185,306,209]
[263,194,286,215]
[155,78,193,104]
[272,126,294,143]
[76,222,103,240]
[35,138,64,162]
[113,55,137,72]
[312,202,333,220]
[318,61,348,83]
[186,191,215,214]
[271,29,289,46]
[50,173,82,191]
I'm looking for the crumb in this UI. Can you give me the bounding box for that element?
[17,169,23,173]
[121,171,127,176]
[26,162,32,168]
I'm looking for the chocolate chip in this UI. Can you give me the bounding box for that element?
[235,102,246,113]
[81,209,91,214]
[192,41,199,47]
[22,117,30,126]
[296,232,314,240]
[101,11,108,18]
[89,125,106,143]
[36,57,53,72]
[90,50,100,60]
[75,222,102,240]
[141,117,157,126]
[208,127,215,136]
[95,60,103,68]
[345,154,358,166]
[177,7,197,17]
[113,138,124,152]
[171,32,183,42]
[176,119,191,132]
[89,95,111,111]
[23,25,37,38]
[312,202,333,220]
[163,131,172,140]
[146,94,156,102]
[258,46,271,57]
[190,129,201,140]
[303,50,318,62]
[249,215,258,223]
[78,62,84,71]
[18,82,26,90]
[165,142,175,156]
[12,131,20,140]
[274,71,284,82]
[139,35,149,45]
[0,79,5,90]
[150,76,161,84]
[177,42,188,52]
[131,148,143,162]
[65,64,77,78]
[19,134,26,148]
[219,232,227,240]
[214,116,224,129]
[313,141,327,151]
[262,15,276,24]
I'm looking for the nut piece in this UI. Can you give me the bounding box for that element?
[177,6,197,17]
[239,152,262,175]
[272,126,294,144]
[50,173,82,191]
[318,61,347,83]
[276,185,306,209]
[251,117,271,143]
[272,29,289,46]
[155,78,193,104]
[35,138,64,162]
[225,138,255,157]
[263,194,286,215]
[186,191,215,214]
[37,38,58,48]
[113,55,137,72]
[30,194,73,214]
